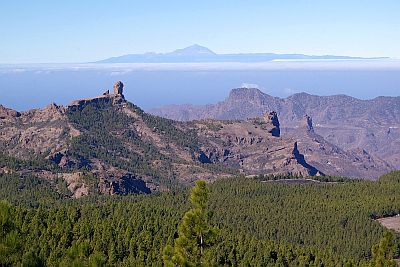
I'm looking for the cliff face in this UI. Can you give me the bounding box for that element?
[193,116,314,177]
[0,85,323,197]
[149,88,400,171]
[289,115,393,179]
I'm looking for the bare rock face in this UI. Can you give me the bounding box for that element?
[0,105,21,118]
[60,172,89,198]
[99,173,151,195]
[112,81,126,104]
[303,114,314,132]
[0,103,76,158]
[291,117,393,179]
[263,111,280,137]
[113,81,124,95]
[291,141,321,176]
[194,116,319,177]
[0,105,21,125]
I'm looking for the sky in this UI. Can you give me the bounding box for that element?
[0,0,399,63]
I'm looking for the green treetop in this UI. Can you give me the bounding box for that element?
[369,232,397,267]
[163,180,219,267]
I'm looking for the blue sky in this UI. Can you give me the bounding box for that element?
[1,0,399,63]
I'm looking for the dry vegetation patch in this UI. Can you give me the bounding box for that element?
[378,215,400,233]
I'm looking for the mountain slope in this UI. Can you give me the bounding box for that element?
[149,88,400,171]
[0,82,323,197]
[290,116,393,179]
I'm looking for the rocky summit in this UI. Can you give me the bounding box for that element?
[0,82,328,198]
[113,80,124,96]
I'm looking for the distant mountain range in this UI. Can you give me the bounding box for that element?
[96,44,387,63]
[149,88,400,171]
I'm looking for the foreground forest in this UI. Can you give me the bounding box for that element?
[1,171,400,266]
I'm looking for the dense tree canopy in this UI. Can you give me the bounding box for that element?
[0,171,399,266]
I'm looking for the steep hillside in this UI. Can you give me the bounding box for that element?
[291,115,392,179]
[149,88,400,169]
[1,82,323,197]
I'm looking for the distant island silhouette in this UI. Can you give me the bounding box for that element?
[94,44,388,63]
[95,44,388,63]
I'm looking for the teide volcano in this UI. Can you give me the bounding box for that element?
[0,81,324,198]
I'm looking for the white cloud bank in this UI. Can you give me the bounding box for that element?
[1,59,400,74]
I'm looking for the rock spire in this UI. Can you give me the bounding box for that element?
[263,111,280,137]
[113,81,124,96]
[303,114,314,133]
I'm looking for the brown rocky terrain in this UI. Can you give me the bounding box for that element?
[149,87,400,172]
[290,115,392,179]
[192,113,320,177]
[1,81,328,197]
[0,103,79,157]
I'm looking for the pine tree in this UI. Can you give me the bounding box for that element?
[0,200,22,266]
[163,181,218,266]
[369,232,397,267]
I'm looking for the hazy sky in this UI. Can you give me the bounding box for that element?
[1,0,399,63]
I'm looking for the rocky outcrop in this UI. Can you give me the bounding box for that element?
[69,95,114,107]
[0,103,75,158]
[290,117,393,179]
[49,150,90,169]
[0,105,21,127]
[60,172,89,198]
[303,115,314,133]
[292,142,321,176]
[194,117,320,177]
[69,81,126,107]
[113,81,124,95]
[0,105,21,120]
[263,111,280,137]
[100,173,151,195]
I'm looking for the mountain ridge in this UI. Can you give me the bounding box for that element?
[149,87,400,170]
[2,81,396,199]
[1,82,333,197]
